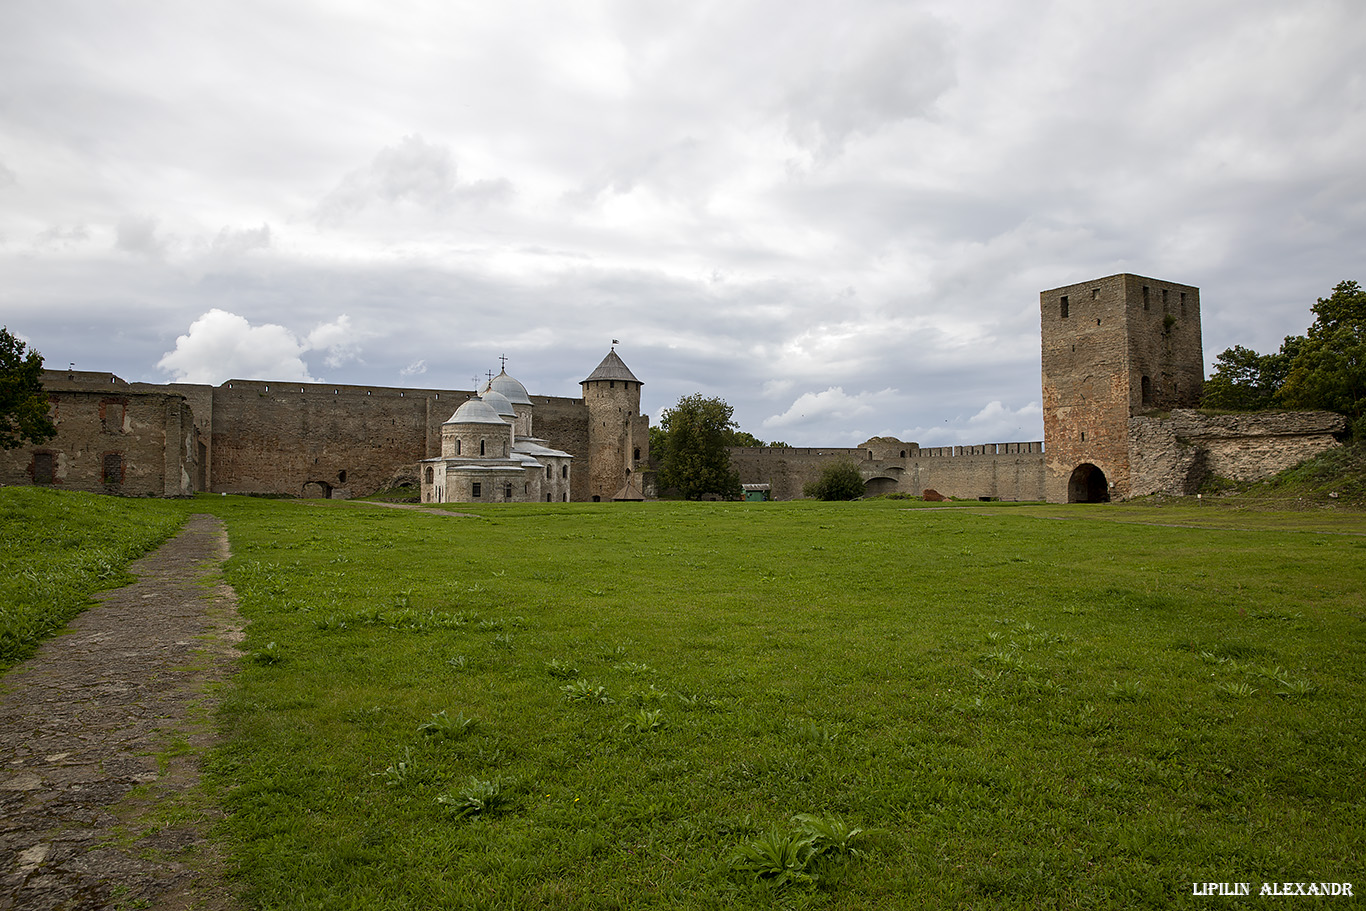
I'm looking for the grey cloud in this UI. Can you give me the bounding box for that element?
[211,223,272,256]
[315,135,512,225]
[0,160,16,188]
[781,12,955,156]
[114,216,165,257]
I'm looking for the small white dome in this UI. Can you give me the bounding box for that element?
[480,389,517,419]
[482,369,533,406]
[447,397,507,425]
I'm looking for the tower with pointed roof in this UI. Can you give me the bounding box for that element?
[581,346,649,501]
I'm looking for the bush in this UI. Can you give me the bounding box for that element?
[803,461,865,500]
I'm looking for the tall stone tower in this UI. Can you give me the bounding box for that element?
[1040,274,1203,502]
[581,347,649,501]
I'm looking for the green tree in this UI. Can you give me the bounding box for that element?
[1278,280,1366,424]
[724,429,766,447]
[0,328,57,450]
[1202,339,1301,411]
[656,394,742,500]
[803,460,865,500]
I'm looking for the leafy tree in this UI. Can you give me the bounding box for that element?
[803,460,865,500]
[724,429,766,448]
[0,328,57,450]
[766,440,792,448]
[656,394,742,500]
[1278,280,1366,424]
[1202,339,1300,411]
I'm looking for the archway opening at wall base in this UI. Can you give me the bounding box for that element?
[1067,464,1109,503]
[303,480,334,499]
[864,476,899,497]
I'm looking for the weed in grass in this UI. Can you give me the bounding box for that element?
[562,679,613,704]
[1214,681,1257,699]
[730,814,882,890]
[251,642,283,666]
[492,633,515,650]
[447,654,469,670]
[619,661,654,676]
[792,720,844,746]
[418,710,478,739]
[623,708,664,734]
[630,684,670,706]
[544,659,579,679]
[1106,680,1145,702]
[377,748,421,788]
[436,777,509,818]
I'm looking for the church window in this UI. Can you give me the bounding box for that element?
[562,465,568,479]
[480,439,486,456]
[545,465,551,479]
[425,467,434,484]
[473,482,482,498]
[456,439,462,455]
[33,452,54,485]
[1060,295,1069,318]
[504,482,513,499]
[633,447,640,461]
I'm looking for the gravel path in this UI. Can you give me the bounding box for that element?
[0,514,242,911]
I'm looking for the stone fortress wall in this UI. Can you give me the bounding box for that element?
[1,274,1347,503]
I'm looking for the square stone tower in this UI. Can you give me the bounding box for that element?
[1040,274,1203,502]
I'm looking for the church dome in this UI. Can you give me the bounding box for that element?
[480,389,517,419]
[447,397,506,425]
[482,369,532,406]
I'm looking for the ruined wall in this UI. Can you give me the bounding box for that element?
[728,441,1046,501]
[0,372,196,497]
[1128,410,1346,497]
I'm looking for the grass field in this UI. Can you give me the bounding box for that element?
[3,488,1363,908]
[203,496,1363,909]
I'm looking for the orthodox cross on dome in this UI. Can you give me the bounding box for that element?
[486,369,495,384]
[498,353,509,371]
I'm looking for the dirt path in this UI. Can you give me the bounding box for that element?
[0,514,242,911]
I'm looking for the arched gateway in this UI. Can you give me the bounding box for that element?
[1067,464,1109,503]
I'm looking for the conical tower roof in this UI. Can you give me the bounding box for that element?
[581,347,641,385]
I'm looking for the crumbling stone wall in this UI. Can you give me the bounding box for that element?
[1128,410,1346,497]
[0,372,196,497]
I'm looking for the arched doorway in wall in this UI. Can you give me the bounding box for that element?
[864,476,899,497]
[302,480,334,499]
[1067,464,1109,503]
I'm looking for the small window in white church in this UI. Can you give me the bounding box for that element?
[473,482,482,498]
[504,482,513,499]
[480,439,486,456]
[456,439,461,455]
[562,465,568,479]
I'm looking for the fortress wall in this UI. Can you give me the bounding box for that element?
[729,443,1047,501]
[208,380,439,497]
[529,396,592,501]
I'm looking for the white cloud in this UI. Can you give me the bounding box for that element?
[400,359,428,377]
[157,310,361,384]
[211,223,272,256]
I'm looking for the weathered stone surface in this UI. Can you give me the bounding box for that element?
[0,515,241,911]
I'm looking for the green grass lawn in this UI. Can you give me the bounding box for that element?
[196,496,1364,910]
[3,488,1361,908]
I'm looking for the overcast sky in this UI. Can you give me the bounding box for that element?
[3,0,1363,447]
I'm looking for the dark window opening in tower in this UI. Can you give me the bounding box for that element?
[480,439,485,455]
[1141,375,1153,405]
[1143,286,1150,310]
[1060,295,1069,318]
[633,447,640,461]
[473,482,482,498]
